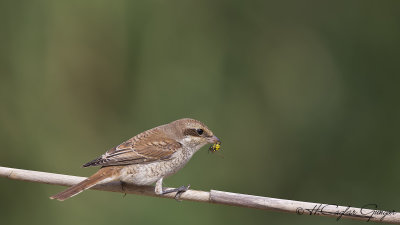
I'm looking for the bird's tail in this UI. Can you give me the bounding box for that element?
[50,167,121,201]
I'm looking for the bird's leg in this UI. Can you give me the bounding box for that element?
[120,181,128,198]
[155,178,164,195]
[155,178,190,201]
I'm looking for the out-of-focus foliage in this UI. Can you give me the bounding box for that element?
[1,1,399,225]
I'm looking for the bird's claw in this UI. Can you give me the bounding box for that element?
[120,181,128,198]
[174,184,190,201]
[162,184,191,201]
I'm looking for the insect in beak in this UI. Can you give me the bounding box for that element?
[209,141,221,153]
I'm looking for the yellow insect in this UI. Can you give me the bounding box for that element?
[209,141,221,153]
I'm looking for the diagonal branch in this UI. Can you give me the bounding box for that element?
[0,166,399,224]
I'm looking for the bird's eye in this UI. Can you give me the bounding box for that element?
[196,129,204,135]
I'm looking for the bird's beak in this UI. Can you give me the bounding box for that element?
[207,135,220,144]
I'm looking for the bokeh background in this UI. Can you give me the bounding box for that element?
[1,1,399,224]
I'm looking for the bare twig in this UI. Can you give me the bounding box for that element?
[0,166,399,224]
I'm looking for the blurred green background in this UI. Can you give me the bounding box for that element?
[1,1,399,224]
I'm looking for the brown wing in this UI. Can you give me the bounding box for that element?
[83,129,181,167]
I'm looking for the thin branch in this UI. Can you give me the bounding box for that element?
[1,166,399,224]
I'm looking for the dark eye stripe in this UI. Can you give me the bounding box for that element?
[183,128,201,137]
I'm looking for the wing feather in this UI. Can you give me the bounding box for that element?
[83,128,182,167]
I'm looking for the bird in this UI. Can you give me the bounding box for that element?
[50,118,220,201]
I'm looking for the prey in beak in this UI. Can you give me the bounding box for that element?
[208,136,221,153]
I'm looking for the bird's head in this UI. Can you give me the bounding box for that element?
[167,118,220,150]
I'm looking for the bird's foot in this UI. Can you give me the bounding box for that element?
[120,181,128,198]
[162,184,191,201]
